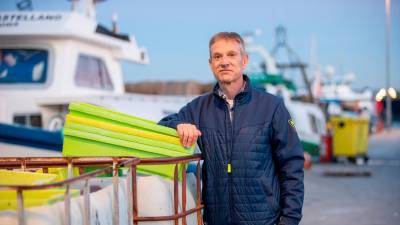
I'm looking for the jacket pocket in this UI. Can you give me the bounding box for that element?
[259,174,280,213]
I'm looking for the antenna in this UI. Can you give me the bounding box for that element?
[112,13,119,33]
[271,25,314,102]
[271,26,301,63]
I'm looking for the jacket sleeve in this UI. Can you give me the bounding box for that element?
[158,103,195,129]
[271,100,304,225]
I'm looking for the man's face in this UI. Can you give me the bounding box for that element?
[209,39,248,84]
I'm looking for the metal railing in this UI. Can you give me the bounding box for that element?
[0,154,204,225]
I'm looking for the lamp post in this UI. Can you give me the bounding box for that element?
[385,0,392,129]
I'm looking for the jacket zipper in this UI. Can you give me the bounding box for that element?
[227,101,235,225]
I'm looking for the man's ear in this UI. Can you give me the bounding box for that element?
[242,54,249,69]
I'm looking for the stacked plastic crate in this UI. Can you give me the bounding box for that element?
[62,102,194,179]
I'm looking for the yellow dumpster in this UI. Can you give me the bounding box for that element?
[330,117,369,161]
[357,119,370,155]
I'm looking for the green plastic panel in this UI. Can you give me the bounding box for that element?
[63,128,191,157]
[65,123,191,154]
[69,102,178,137]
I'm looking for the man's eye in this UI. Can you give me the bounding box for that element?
[213,55,221,60]
[228,53,237,57]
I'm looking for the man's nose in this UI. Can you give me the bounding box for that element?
[219,56,229,66]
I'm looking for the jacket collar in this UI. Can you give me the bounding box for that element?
[213,74,252,106]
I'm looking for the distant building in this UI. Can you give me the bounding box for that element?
[125,81,213,95]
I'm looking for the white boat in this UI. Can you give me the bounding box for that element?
[315,73,374,118]
[0,0,193,132]
[244,40,327,156]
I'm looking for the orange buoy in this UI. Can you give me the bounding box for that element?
[304,152,312,169]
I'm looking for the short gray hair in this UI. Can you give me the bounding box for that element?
[209,32,246,58]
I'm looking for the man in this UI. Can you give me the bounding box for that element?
[159,32,304,225]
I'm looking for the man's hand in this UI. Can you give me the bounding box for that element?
[177,123,202,147]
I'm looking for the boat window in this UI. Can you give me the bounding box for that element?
[308,113,320,134]
[74,54,113,90]
[0,49,48,84]
[13,114,42,128]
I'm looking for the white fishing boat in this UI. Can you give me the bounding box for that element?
[315,72,374,118]
[244,37,327,156]
[0,0,193,133]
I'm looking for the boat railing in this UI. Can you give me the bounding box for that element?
[0,154,204,225]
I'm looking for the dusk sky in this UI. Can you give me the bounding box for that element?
[1,0,399,90]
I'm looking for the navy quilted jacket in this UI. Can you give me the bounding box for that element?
[159,76,304,225]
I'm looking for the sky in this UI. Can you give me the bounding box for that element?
[1,0,399,90]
